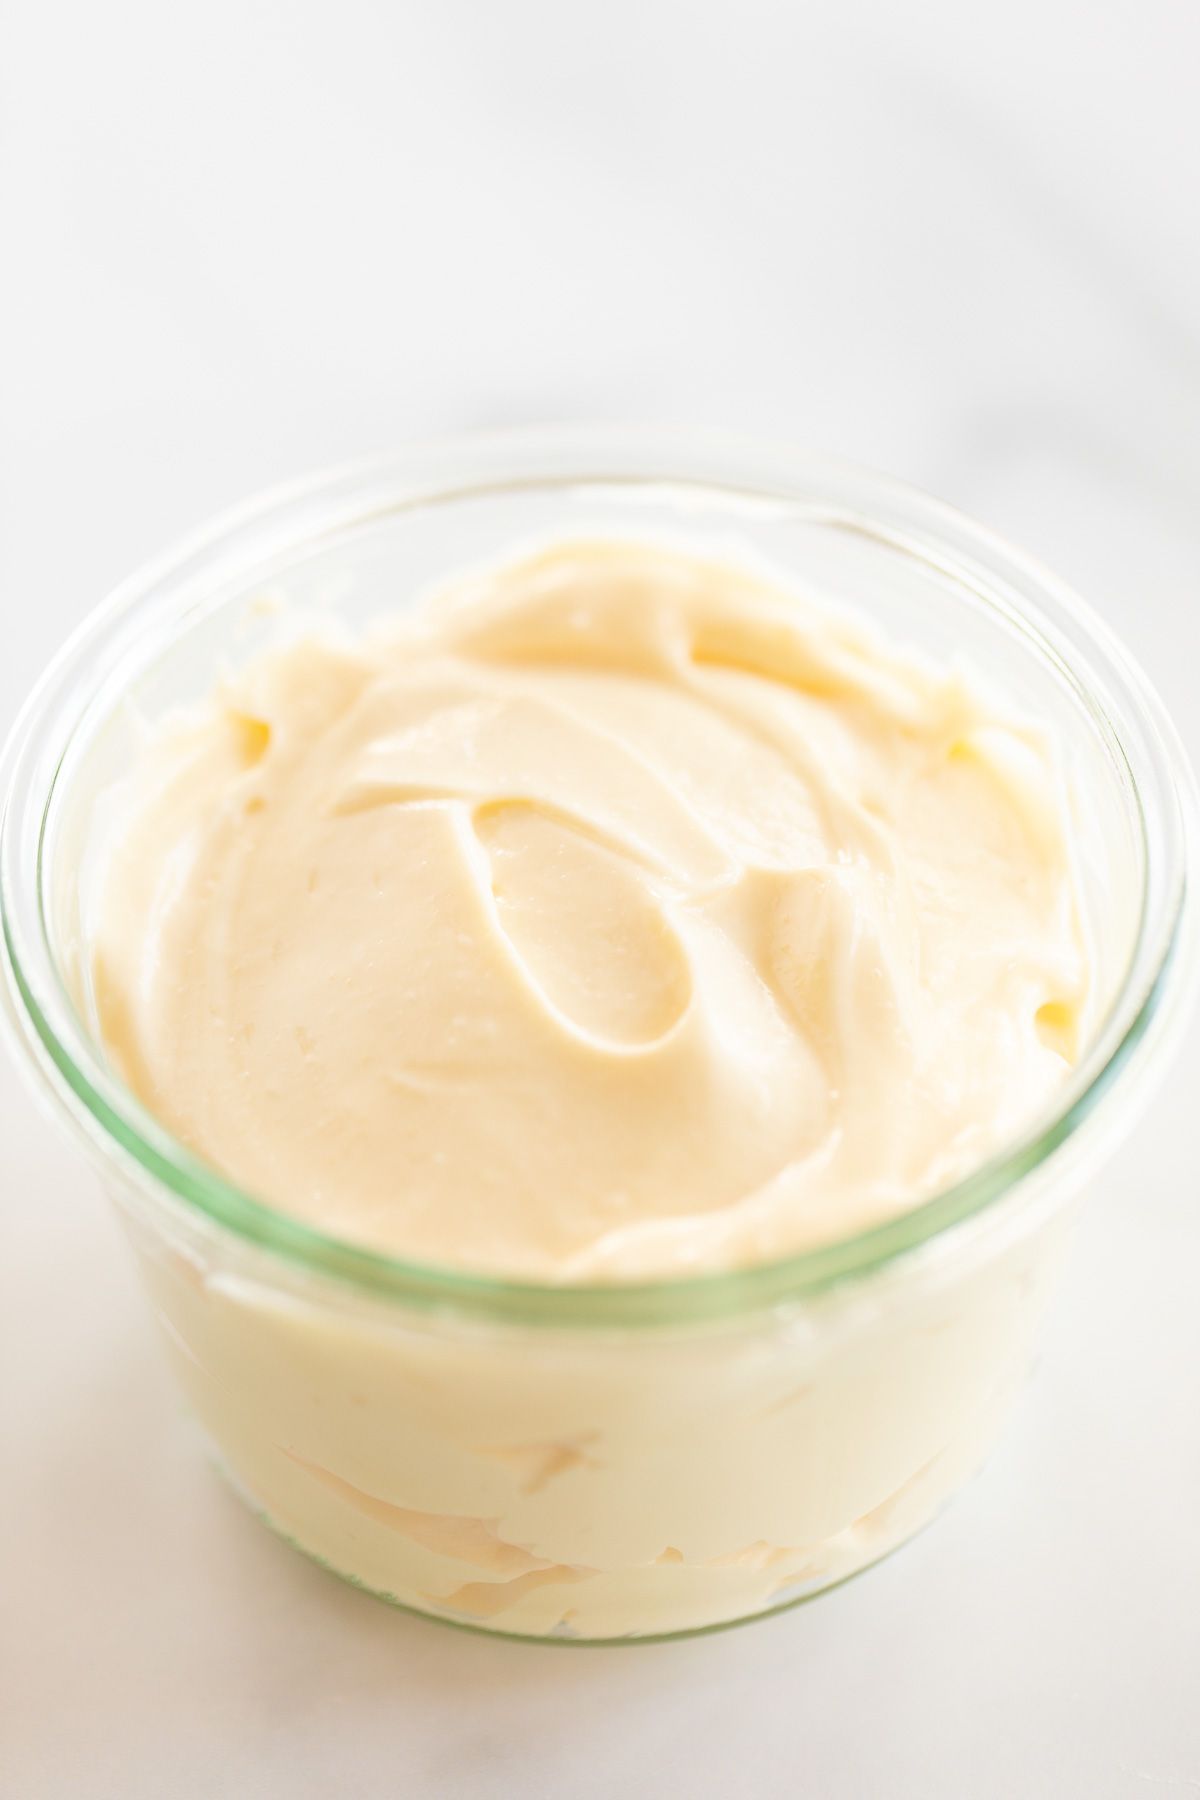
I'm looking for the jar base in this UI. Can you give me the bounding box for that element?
[208,1450,951,1646]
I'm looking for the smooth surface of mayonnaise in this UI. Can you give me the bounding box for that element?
[90,541,1087,1280]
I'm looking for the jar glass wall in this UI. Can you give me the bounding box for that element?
[2,431,1195,1639]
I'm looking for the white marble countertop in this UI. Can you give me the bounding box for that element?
[2,2,1199,1794]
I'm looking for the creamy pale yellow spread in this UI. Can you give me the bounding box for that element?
[91,541,1087,1280]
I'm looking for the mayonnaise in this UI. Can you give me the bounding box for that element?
[90,540,1087,1281]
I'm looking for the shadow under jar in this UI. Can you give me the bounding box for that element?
[2,430,1196,1641]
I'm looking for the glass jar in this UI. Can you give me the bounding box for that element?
[3,429,1196,1640]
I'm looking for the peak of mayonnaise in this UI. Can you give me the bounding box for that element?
[88,541,1087,1278]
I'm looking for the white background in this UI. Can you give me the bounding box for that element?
[2,2,1199,1795]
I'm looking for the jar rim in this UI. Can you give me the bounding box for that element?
[2,426,1196,1327]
